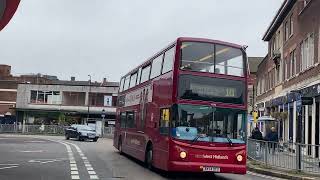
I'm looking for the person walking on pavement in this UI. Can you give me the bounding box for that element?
[266,127,279,154]
[251,127,263,140]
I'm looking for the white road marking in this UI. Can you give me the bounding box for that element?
[62,141,100,180]
[71,175,80,179]
[28,159,66,164]
[90,175,99,179]
[71,171,79,175]
[0,166,19,170]
[19,150,43,153]
[88,170,96,175]
[0,164,19,166]
[86,167,93,171]
[24,140,46,143]
[40,139,80,180]
[247,171,287,180]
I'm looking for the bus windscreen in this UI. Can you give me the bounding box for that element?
[171,104,246,144]
[180,42,245,77]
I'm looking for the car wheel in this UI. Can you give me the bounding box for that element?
[145,145,153,170]
[65,135,70,140]
[93,138,98,142]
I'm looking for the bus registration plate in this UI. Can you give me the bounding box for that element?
[202,166,220,172]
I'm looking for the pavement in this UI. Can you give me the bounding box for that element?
[0,134,288,180]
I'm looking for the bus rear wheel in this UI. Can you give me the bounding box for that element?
[145,145,153,170]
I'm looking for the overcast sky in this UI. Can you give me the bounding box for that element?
[0,0,284,82]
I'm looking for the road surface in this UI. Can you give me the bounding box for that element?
[0,134,285,180]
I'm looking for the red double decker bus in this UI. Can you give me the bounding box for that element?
[113,37,248,174]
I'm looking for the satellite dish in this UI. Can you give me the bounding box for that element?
[0,0,20,31]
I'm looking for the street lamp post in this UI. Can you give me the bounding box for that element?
[87,75,91,124]
[101,109,106,137]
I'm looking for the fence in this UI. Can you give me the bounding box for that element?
[248,138,320,174]
[0,124,115,137]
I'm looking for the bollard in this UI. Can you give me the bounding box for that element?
[295,144,301,171]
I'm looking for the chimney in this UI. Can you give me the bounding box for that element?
[71,76,75,81]
[103,78,107,84]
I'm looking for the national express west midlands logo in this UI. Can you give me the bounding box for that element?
[195,154,229,160]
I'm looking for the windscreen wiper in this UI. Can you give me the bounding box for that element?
[225,135,233,146]
[192,134,206,143]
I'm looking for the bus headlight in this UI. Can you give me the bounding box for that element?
[236,154,243,162]
[180,151,187,159]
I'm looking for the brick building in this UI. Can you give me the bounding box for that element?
[248,57,264,113]
[255,0,320,157]
[0,64,57,120]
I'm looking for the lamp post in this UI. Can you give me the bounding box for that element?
[87,75,91,124]
[101,109,106,137]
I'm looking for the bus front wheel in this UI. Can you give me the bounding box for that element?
[145,144,153,170]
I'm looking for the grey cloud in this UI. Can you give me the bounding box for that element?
[0,0,284,82]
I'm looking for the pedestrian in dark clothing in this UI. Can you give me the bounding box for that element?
[251,127,263,140]
[266,127,278,153]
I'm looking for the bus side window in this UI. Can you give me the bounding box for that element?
[120,112,126,128]
[126,111,136,128]
[160,108,170,135]
[140,65,151,83]
[162,45,175,74]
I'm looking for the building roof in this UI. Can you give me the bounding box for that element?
[20,80,120,87]
[262,0,296,41]
[52,80,119,87]
[248,57,264,73]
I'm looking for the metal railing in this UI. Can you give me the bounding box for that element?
[0,124,115,137]
[248,138,320,174]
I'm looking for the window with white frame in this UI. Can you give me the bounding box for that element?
[290,50,296,77]
[279,59,283,83]
[284,59,288,80]
[289,14,293,36]
[284,21,289,41]
[30,91,61,104]
[261,76,265,93]
[300,33,315,71]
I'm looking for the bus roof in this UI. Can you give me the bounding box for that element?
[121,37,245,79]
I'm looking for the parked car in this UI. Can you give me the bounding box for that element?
[65,124,99,142]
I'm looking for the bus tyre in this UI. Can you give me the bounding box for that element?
[145,145,153,170]
[118,138,123,155]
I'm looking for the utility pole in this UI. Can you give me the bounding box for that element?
[87,75,91,124]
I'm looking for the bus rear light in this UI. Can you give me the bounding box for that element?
[236,154,243,162]
[180,151,187,159]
